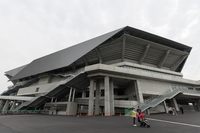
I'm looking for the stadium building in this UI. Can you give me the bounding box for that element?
[1,26,200,116]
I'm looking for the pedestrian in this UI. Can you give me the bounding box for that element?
[172,107,177,115]
[179,106,184,114]
[136,106,141,113]
[130,108,137,126]
[137,111,150,128]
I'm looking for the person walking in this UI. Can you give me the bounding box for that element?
[137,111,151,128]
[130,108,137,126]
[179,106,184,114]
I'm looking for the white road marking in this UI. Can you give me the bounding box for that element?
[147,118,200,128]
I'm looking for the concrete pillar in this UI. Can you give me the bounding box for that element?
[135,80,144,103]
[104,76,111,116]
[146,109,150,115]
[80,91,86,111]
[173,98,179,111]
[10,101,16,111]
[163,100,168,113]
[72,89,76,102]
[82,91,86,98]
[197,99,200,111]
[0,100,4,111]
[88,79,95,116]
[68,87,73,102]
[51,97,54,103]
[128,82,135,100]
[2,100,10,114]
[54,98,57,102]
[95,81,100,115]
[109,79,115,115]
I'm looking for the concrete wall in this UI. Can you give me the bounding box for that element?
[138,79,172,95]
[17,82,60,96]
[50,77,64,83]
[38,76,49,85]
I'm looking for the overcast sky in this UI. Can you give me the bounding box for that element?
[0,0,200,93]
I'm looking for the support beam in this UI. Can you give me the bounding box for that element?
[163,101,168,113]
[68,87,73,102]
[173,98,179,111]
[95,48,102,64]
[139,44,150,64]
[82,91,86,98]
[197,99,200,112]
[51,97,54,103]
[135,80,144,104]
[109,79,115,115]
[9,101,16,111]
[158,50,170,68]
[2,100,10,114]
[0,100,4,111]
[88,79,95,116]
[81,91,86,111]
[121,34,126,62]
[171,55,188,71]
[104,76,111,116]
[95,81,101,115]
[72,89,76,102]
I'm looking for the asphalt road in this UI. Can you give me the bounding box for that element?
[0,112,199,133]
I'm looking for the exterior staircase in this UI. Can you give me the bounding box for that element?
[13,68,86,111]
[138,85,193,112]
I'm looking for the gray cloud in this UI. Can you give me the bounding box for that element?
[0,0,200,93]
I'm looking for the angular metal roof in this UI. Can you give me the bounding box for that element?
[11,27,124,80]
[10,26,192,81]
[5,65,27,78]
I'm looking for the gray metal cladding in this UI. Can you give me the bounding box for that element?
[11,27,124,80]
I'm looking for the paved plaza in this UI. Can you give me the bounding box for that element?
[0,112,199,133]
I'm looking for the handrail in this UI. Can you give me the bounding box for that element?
[139,87,184,112]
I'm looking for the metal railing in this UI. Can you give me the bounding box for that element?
[139,88,183,111]
[139,86,200,112]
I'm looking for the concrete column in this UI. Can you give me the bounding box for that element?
[82,91,86,98]
[104,76,111,116]
[95,81,100,115]
[173,98,179,111]
[146,109,150,115]
[9,101,16,111]
[163,100,168,113]
[109,79,115,115]
[197,99,200,111]
[68,87,73,102]
[135,80,144,103]
[88,79,95,116]
[51,97,54,103]
[72,89,76,102]
[128,82,135,100]
[81,91,86,111]
[0,100,4,111]
[54,98,57,102]
[2,100,10,114]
